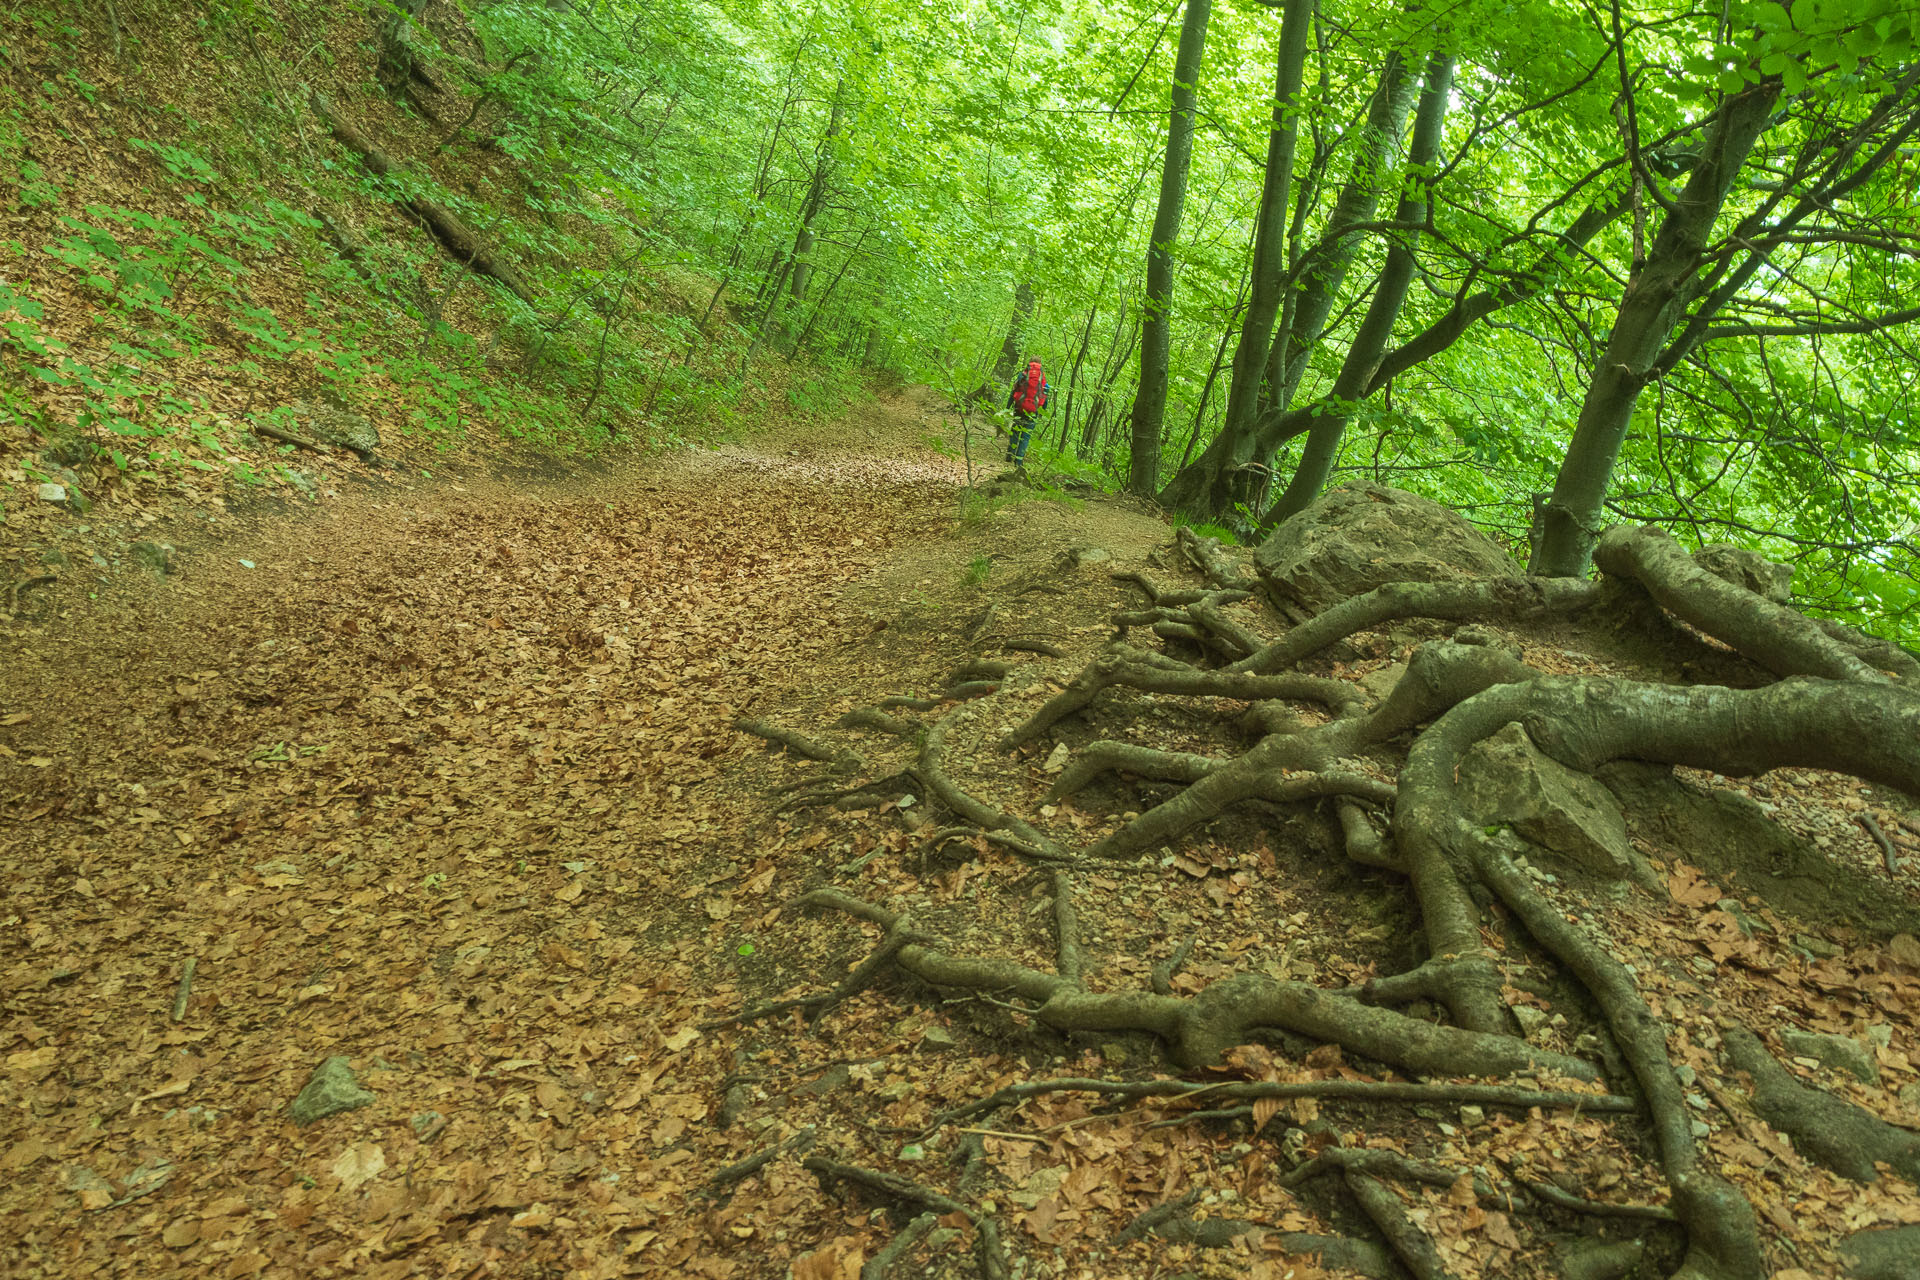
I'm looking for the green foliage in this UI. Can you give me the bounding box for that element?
[960,554,993,588]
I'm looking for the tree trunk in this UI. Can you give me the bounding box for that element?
[987,268,1037,392]
[1192,0,1312,490]
[1529,82,1780,577]
[1126,0,1213,497]
[1159,45,1416,516]
[1265,49,1455,523]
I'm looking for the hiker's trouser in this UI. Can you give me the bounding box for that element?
[1007,413,1036,463]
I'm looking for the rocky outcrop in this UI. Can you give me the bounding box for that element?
[1255,483,1522,613]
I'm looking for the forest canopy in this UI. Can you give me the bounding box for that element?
[566,0,1918,642]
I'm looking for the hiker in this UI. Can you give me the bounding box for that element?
[1005,357,1049,467]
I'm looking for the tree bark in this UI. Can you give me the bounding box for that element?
[1265,48,1454,522]
[1199,0,1312,489]
[1126,0,1213,497]
[1529,82,1780,577]
[1159,44,1416,516]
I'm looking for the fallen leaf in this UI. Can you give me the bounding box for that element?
[331,1142,386,1192]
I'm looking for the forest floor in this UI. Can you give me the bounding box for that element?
[4,387,1920,1280]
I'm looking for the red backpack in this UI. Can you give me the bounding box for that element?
[1016,360,1046,413]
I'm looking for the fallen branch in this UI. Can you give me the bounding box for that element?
[308,91,536,304]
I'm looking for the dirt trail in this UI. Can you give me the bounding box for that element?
[0,387,1170,1279]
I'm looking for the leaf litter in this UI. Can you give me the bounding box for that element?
[2,388,1919,1279]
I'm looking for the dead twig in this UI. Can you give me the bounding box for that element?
[706,1127,815,1195]
[170,958,196,1022]
[1859,811,1901,875]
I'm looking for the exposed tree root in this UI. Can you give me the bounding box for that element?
[1228,577,1604,675]
[1284,1145,1678,1223]
[794,889,1598,1076]
[1721,1024,1920,1182]
[931,1076,1638,1131]
[705,1127,815,1194]
[751,530,1920,1279]
[705,924,924,1031]
[837,707,922,739]
[862,1211,938,1280]
[1005,642,1363,747]
[802,1155,973,1220]
[1594,525,1898,684]
[1116,1190,1399,1277]
[735,716,858,766]
[1346,1169,1458,1280]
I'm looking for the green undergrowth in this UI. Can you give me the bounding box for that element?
[0,9,856,512]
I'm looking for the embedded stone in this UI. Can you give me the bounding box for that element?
[288,1056,375,1125]
[1457,722,1648,885]
[1779,1028,1877,1084]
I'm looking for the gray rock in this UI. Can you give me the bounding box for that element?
[1899,1080,1920,1111]
[36,482,67,504]
[1071,546,1112,567]
[409,1110,445,1138]
[1255,482,1522,612]
[288,1056,375,1126]
[1796,933,1840,959]
[40,437,94,467]
[131,541,176,575]
[1458,722,1651,886]
[1841,1224,1920,1279]
[1780,1028,1878,1083]
[1358,662,1407,702]
[294,401,381,457]
[38,549,67,567]
[796,1064,852,1096]
[921,1026,958,1050]
[1510,1005,1550,1040]
[1458,1104,1486,1127]
[1694,543,1792,603]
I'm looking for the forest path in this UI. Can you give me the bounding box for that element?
[0,386,1167,1277]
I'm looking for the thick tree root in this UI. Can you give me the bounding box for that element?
[931,1076,1637,1131]
[1005,643,1363,747]
[1228,577,1604,675]
[1594,525,1897,684]
[1346,1169,1457,1280]
[1284,1145,1677,1223]
[1117,1190,1399,1276]
[862,1211,938,1280]
[794,889,1598,1076]
[922,713,1069,859]
[1722,1024,1920,1182]
[1176,526,1259,592]
[735,716,859,766]
[1474,844,1762,1280]
[838,707,923,739]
